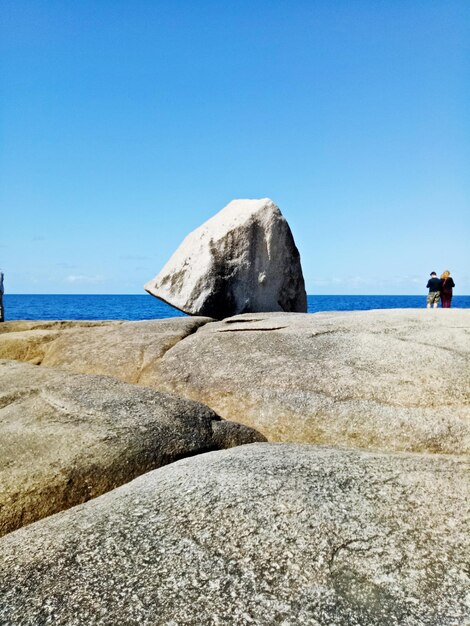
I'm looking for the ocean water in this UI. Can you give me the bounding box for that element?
[3,294,470,321]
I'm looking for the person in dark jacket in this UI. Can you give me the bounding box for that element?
[426,272,441,308]
[439,270,455,308]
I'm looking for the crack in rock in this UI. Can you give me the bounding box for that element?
[328,533,384,569]
[216,326,288,333]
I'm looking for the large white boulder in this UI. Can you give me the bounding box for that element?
[145,198,307,318]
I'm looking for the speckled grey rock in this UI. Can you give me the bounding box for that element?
[144,198,307,318]
[0,359,264,536]
[151,309,470,454]
[1,443,468,626]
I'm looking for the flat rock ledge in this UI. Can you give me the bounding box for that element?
[0,316,211,381]
[1,309,468,455]
[1,443,468,625]
[0,359,264,536]
[150,309,470,454]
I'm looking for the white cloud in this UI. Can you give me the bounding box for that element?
[66,274,105,284]
[311,277,344,287]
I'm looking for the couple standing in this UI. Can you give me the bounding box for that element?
[426,271,455,308]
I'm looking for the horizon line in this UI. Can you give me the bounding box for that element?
[4,293,470,298]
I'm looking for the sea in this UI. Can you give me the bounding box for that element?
[3,294,470,321]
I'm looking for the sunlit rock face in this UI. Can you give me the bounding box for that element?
[0,359,265,536]
[1,310,468,455]
[145,198,307,318]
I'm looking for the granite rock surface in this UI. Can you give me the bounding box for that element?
[1,443,468,625]
[0,359,264,536]
[144,198,307,317]
[150,309,470,454]
[1,310,468,455]
[0,317,211,381]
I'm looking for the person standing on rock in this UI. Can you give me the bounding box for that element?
[0,271,4,322]
[426,272,441,308]
[439,270,455,308]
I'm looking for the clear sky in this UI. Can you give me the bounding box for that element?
[1,0,469,295]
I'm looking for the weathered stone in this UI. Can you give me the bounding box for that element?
[1,443,468,625]
[151,309,470,454]
[0,359,264,536]
[0,317,211,381]
[144,198,307,318]
[1,310,468,455]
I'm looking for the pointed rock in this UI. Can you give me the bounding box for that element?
[145,198,307,318]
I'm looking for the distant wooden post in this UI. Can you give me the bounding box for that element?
[0,272,4,322]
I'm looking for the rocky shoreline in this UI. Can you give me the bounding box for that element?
[1,309,469,625]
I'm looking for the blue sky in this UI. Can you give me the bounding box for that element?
[1,0,469,295]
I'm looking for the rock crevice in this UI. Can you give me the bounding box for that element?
[0,359,264,536]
